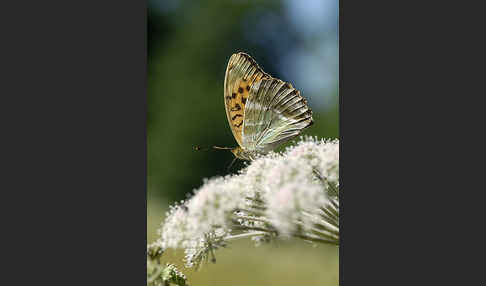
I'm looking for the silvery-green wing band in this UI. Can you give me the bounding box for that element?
[242,78,313,153]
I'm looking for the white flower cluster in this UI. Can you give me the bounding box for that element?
[154,136,339,267]
[157,175,248,250]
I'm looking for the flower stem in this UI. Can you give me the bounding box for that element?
[224,231,268,241]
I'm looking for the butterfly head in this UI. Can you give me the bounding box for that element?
[230,146,256,161]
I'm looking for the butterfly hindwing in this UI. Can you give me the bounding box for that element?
[243,78,313,152]
[223,52,270,147]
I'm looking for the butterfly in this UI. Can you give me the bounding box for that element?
[212,52,314,163]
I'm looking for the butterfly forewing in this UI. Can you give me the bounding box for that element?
[223,53,270,147]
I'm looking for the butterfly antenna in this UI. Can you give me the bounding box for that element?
[227,156,238,171]
[213,146,233,150]
[194,146,234,152]
[193,146,210,151]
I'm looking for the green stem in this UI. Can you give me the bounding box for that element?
[224,231,268,241]
[293,233,339,245]
[147,265,164,283]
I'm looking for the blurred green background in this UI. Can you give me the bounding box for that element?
[148,0,339,284]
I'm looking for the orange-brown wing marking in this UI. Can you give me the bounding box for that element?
[223,52,270,147]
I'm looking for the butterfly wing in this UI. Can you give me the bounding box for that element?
[242,78,313,153]
[223,52,270,147]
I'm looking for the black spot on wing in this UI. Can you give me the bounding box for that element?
[231,114,243,120]
[230,103,241,111]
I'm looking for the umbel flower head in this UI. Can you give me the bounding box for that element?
[153,136,339,268]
